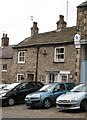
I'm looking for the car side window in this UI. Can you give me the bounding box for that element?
[66,83,75,90]
[35,82,43,88]
[31,82,39,88]
[15,83,29,91]
[60,84,66,91]
[54,84,66,91]
[28,82,34,89]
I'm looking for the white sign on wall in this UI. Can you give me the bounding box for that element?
[74,34,81,48]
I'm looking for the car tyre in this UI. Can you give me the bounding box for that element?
[81,99,87,111]
[43,98,51,109]
[8,98,15,106]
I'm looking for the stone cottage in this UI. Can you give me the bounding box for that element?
[1,1,87,84]
[11,14,78,84]
[0,33,14,83]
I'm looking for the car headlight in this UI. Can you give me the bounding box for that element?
[34,94,41,98]
[70,97,78,102]
[25,94,41,101]
[32,94,41,100]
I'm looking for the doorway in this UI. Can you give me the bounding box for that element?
[27,74,34,81]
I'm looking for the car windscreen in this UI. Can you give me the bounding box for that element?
[39,83,56,92]
[71,84,87,92]
[3,83,19,90]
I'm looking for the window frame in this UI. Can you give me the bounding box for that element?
[18,51,26,63]
[46,72,58,84]
[54,47,65,62]
[17,74,24,82]
[2,64,7,72]
[60,74,68,82]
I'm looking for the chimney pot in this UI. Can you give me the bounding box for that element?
[56,15,67,30]
[59,15,64,20]
[31,21,39,35]
[1,33,9,47]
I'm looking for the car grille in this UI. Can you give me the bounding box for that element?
[58,100,70,103]
[57,104,72,107]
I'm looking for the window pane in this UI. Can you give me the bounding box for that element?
[66,83,75,90]
[61,75,67,82]
[17,74,24,82]
[55,47,64,62]
[61,54,64,59]
[3,64,7,70]
[60,48,64,53]
[18,51,25,63]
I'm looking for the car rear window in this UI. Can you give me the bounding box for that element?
[36,82,43,88]
[66,83,75,90]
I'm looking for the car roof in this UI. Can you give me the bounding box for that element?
[48,82,74,85]
[20,81,44,84]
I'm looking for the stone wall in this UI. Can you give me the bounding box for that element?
[1,59,12,83]
[77,6,87,38]
[11,43,77,84]
[37,44,77,83]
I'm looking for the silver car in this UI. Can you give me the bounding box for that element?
[56,84,87,111]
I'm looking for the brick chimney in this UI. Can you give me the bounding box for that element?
[1,33,9,47]
[31,22,39,35]
[56,15,67,31]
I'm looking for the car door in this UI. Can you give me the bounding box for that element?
[51,83,67,103]
[12,82,30,103]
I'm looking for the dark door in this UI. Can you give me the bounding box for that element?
[27,74,34,81]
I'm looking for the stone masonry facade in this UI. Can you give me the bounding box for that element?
[1,1,87,84]
[10,42,77,84]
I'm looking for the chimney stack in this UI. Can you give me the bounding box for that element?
[31,22,39,35]
[56,15,67,31]
[1,33,9,47]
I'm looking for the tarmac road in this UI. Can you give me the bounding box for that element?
[1,104,86,119]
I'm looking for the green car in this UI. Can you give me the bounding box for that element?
[25,82,75,109]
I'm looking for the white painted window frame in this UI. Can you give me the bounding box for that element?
[18,51,26,63]
[46,72,58,84]
[59,70,70,82]
[54,47,65,62]
[2,64,7,72]
[17,74,24,82]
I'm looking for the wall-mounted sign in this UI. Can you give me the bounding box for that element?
[74,34,81,48]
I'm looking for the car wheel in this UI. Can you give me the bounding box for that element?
[81,99,87,111]
[43,98,51,109]
[8,98,15,106]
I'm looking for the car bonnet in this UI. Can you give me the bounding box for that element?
[56,91,86,101]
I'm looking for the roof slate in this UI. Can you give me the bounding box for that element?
[0,46,13,59]
[77,1,87,7]
[15,26,77,48]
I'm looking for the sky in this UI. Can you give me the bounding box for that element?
[0,0,86,46]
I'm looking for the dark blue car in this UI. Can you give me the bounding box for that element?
[25,82,75,109]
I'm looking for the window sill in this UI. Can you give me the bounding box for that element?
[2,70,7,72]
[18,61,25,64]
[54,61,65,63]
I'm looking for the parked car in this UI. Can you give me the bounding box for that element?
[0,84,9,90]
[56,83,87,111]
[25,82,75,109]
[0,83,19,91]
[0,81,44,106]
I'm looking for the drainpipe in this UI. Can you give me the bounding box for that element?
[35,46,39,81]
